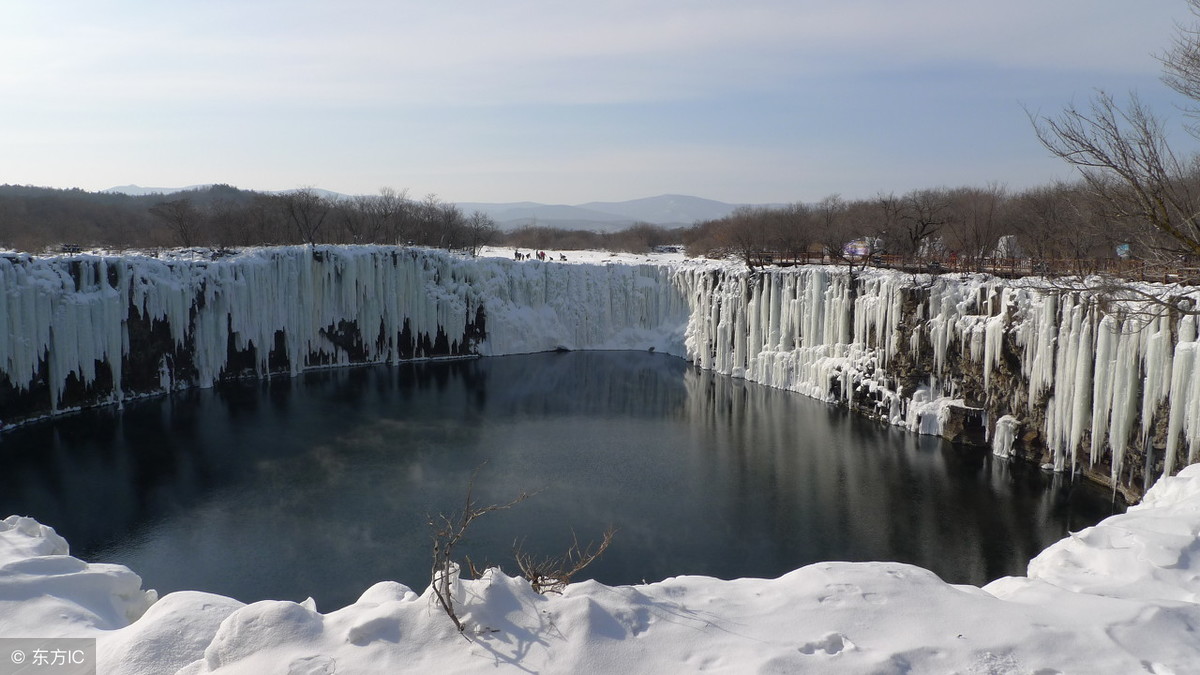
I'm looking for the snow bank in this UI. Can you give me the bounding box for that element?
[4,467,1200,673]
[0,516,157,639]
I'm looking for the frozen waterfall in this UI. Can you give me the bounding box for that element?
[3,245,1199,495]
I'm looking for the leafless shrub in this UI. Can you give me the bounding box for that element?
[427,467,619,635]
[428,466,534,635]
[513,526,617,594]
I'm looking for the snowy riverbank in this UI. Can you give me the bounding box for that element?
[2,463,1198,673]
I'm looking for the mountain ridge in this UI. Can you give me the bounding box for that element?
[104,185,767,230]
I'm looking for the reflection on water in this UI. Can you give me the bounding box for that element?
[0,352,1120,610]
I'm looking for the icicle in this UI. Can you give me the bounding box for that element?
[1091,315,1117,466]
[993,415,1020,459]
[1165,342,1195,478]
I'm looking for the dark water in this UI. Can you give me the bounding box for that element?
[0,352,1120,610]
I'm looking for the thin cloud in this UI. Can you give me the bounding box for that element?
[0,0,1189,202]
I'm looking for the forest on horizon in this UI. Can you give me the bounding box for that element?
[0,179,1155,269]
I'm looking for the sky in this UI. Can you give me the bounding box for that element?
[1,0,1196,205]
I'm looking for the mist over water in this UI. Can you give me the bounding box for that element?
[0,352,1119,610]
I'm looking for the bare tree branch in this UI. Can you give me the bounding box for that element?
[1032,92,1200,261]
[513,526,617,595]
[429,464,535,636]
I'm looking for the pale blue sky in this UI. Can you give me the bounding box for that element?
[1,0,1194,204]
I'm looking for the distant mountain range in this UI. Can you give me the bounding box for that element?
[456,195,751,231]
[104,185,761,231]
[104,184,348,201]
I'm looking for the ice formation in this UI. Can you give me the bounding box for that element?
[4,246,1200,491]
[992,414,1020,459]
[672,265,1200,490]
[0,247,690,417]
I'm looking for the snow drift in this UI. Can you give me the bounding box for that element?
[3,465,1200,673]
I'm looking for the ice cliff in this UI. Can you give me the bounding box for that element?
[0,246,687,422]
[679,266,1200,498]
[2,245,1199,497]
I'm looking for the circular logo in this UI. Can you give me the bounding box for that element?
[10,650,26,664]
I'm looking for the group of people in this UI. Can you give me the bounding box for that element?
[514,250,566,262]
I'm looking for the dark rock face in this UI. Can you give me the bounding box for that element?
[940,405,988,445]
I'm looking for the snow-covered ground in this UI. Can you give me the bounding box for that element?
[1,464,1198,674]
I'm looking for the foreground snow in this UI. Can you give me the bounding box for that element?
[3,465,1200,674]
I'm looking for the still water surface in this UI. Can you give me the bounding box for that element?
[0,352,1120,610]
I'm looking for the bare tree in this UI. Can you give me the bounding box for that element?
[717,206,771,270]
[1163,0,1200,127]
[1011,183,1070,262]
[376,187,411,244]
[944,184,1007,269]
[874,192,905,254]
[278,188,331,245]
[426,467,616,635]
[464,211,498,256]
[898,188,951,256]
[810,194,858,262]
[244,194,289,245]
[334,199,367,244]
[1032,0,1200,264]
[148,198,203,248]
[814,194,848,247]
[208,197,249,249]
[766,203,813,260]
[1033,92,1200,261]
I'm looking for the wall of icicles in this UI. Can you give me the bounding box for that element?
[2,245,1197,497]
[673,265,1200,498]
[0,246,689,428]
